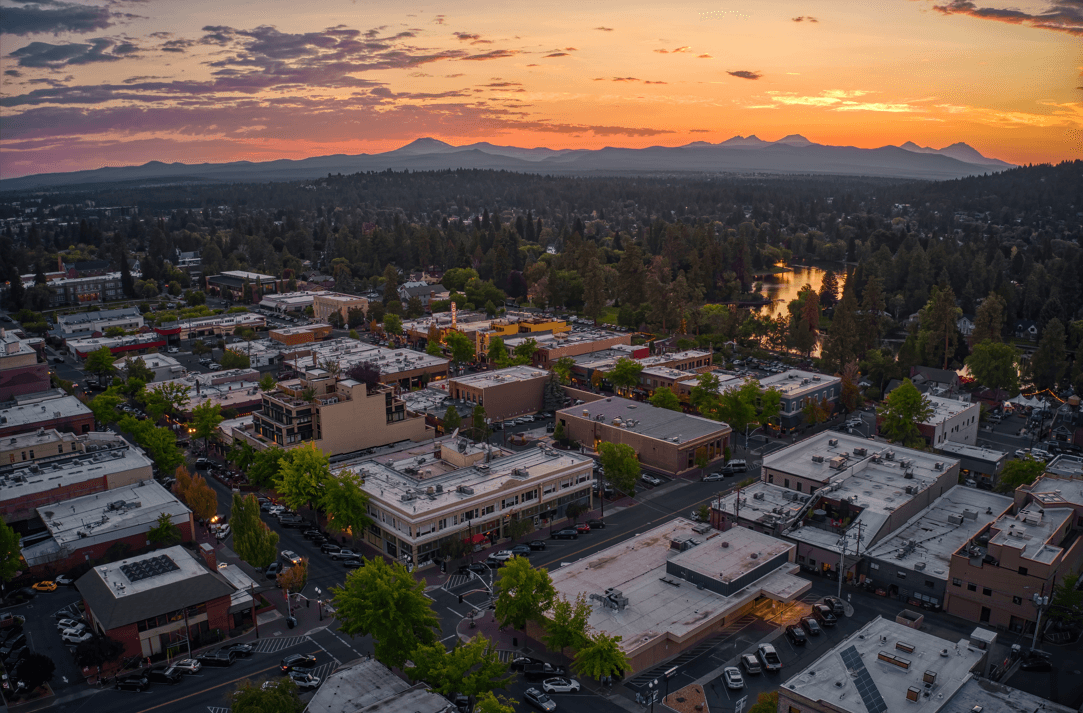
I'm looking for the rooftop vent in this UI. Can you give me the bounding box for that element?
[885,450,895,460]
[828,438,838,447]
[753,492,765,501]
[812,455,825,463]
[853,447,867,457]
[934,462,944,471]
[906,687,921,702]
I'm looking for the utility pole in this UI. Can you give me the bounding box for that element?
[251,583,259,639]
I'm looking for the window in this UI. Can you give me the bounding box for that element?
[796,483,803,492]
[1018,566,1028,576]
[798,555,806,563]
[897,571,907,580]
[57,445,63,454]
[952,578,962,587]
[967,583,977,592]
[789,706,803,713]
[871,563,880,570]
[982,587,992,596]
[784,478,790,489]
[1013,595,1022,605]
[924,581,935,589]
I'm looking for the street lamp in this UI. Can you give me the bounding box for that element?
[663,666,678,704]
[315,586,323,621]
[647,679,658,713]
[1032,593,1050,649]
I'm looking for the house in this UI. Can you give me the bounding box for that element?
[957,314,975,337]
[1014,319,1038,340]
[910,365,962,395]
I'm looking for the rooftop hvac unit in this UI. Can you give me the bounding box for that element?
[962,509,978,520]
[915,562,927,571]
[886,450,895,460]
[947,514,963,525]
[934,462,944,471]
[904,469,915,479]
[853,447,867,457]
[905,485,915,495]
[828,438,839,446]
[829,456,847,470]
[812,455,825,463]
[753,492,765,501]
[812,375,821,381]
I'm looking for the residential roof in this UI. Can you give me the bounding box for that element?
[779,616,983,713]
[558,395,731,445]
[449,365,548,388]
[75,544,237,630]
[0,394,92,430]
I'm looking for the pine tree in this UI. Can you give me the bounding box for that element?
[822,290,860,374]
[972,292,1006,344]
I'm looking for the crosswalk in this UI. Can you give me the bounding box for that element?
[308,661,337,682]
[252,635,308,653]
[496,650,515,663]
[626,614,757,688]
[443,574,471,590]
[207,707,230,713]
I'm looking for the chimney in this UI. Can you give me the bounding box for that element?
[199,542,217,570]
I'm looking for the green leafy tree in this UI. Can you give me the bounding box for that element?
[543,593,592,656]
[383,313,403,336]
[1047,570,1083,627]
[446,330,476,370]
[488,336,510,367]
[1029,317,1068,391]
[232,677,304,713]
[965,341,1019,400]
[543,371,564,411]
[443,405,462,434]
[972,292,1006,344]
[89,388,125,426]
[231,493,279,569]
[839,362,863,413]
[320,469,372,537]
[408,634,512,697]
[147,512,181,547]
[689,372,723,420]
[802,396,831,426]
[220,348,251,369]
[227,442,256,472]
[143,381,190,419]
[426,340,443,356]
[277,557,308,594]
[572,631,629,682]
[192,341,210,357]
[649,386,681,411]
[259,373,277,392]
[470,403,489,442]
[512,338,538,366]
[249,446,287,488]
[73,635,125,672]
[191,400,224,454]
[0,517,22,583]
[122,357,155,384]
[551,356,575,385]
[275,442,331,513]
[494,555,556,630]
[474,692,517,713]
[597,441,639,496]
[759,386,783,428]
[719,380,760,432]
[606,358,643,392]
[748,691,780,713]
[821,289,861,374]
[85,346,117,380]
[877,379,934,446]
[332,557,441,670]
[995,457,1045,493]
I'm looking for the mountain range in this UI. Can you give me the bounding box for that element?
[0,135,1014,191]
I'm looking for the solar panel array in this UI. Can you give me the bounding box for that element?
[120,554,179,582]
[839,645,888,713]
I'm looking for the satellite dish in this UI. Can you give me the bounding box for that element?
[450,427,459,440]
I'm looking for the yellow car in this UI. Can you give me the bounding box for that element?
[32,581,57,592]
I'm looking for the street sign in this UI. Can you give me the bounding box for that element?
[735,695,747,713]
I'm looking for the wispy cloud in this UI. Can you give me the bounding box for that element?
[922,0,1083,36]
[654,46,692,54]
[727,70,761,80]
[592,76,668,84]
[453,32,480,41]
[792,16,819,22]
[10,38,140,68]
[544,52,569,58]
[697,53,712,58]
[2,1,128,36]
[593,26,614,31]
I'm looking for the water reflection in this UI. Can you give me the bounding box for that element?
[757,263,852,315]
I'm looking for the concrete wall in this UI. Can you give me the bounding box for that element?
[315,383,428,456]
[28,516,195,577]
[448,374,547,421]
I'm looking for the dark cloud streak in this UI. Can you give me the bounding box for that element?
[727,70,761,79]
[2,2,118,36]
[927,0,1083,36]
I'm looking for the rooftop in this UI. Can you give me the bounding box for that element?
[934,442,1008,464]
[449,365,549,388]
[314,292,368,303]
[176,312,264,329]
[400,388,474,420]
[712,481,809,529]
[259,290,327,306]
[56,307,142,327]
[0,433,151,501]
[757,369,842,396]
[283,338,448,376]
[780,616,984,713]
[640,366,696,382]
[67,332,163,352]
[987,504,1073,564]
[0,330,36,359]
[217,270,275,281]
[0,393,92,430]
[1024,474,1083,508]
[506,327,624,349]
[114,353,184,370]
[925,395,976,423]
[942,677,1076,713]
[0,427,75,451]
[864,486,1013,579]
[1044,454,1083,478]
[304,658,413,713]
[764,432,951,486]
[271,323,332,336]
[558,395,731,444]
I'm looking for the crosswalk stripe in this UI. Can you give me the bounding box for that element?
[252,635,307,653]
[207,707,230,713]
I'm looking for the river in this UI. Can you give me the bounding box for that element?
[757,263,852,316]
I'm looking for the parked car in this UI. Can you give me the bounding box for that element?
[510,655,542,671]
[145,667,183,685]
[331,549,359,561]
[170,659,202,674]
[320,543,342,554]
[739,653,762,675]
[541,677,581,693]
[702,472,726,482]
[61,630,93,644]
[266,563,282,579]
[32,581,57,592]
[575,523,591,534]
[195,458,210,469]
[228,643,254,658]
[54,574,75,586]
[641,473,663,486]
[800,616,823,636]
[196,649,236,667]
[488,550,515,564]
[722,667,744,690]
[55,619,84,632]
[341,558,364,569]
[586,519,605,529]
[528,540,547,551]
[812,603,838,627]
[821,596,845,615]
[724,460,749,473]
[214,524,231,540]
[279,515,304,527]
[115,675,149,691]
[524,663,568,681]
[302,529,323,540]
[786,625,808,646]
[510,545,532,557]
[281,653,318,672]
[524,688,557,712]
[550,529,578,540]
[757,644,782,672]
[289,671,322,690]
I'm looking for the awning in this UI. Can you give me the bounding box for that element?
[462,534,487,545]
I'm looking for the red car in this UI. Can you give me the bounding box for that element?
[575,523,591,534]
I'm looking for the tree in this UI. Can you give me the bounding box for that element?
[543,593,592,656]
[383,313,403,336]
[277,557,308,593]
[748,691,780,713]
[0,517,21,583]
[232,677,304,713]
[572,631,629,682]
[995,457,1045,493]
[382,264,400,304]
[231,493,279,569]
[191,400,224,454]
[494,555,556,630]
[1047,570,1083,627]
[347,360,381,391]
[15,652,55,692]
[275,443,331,513]
[649,386,681,411]
[320,470,372,537]
[859,276,886,351]
[821,289,860,374]
[542,371,564,411]
[147,512,181,547]
[839,362,863,413]
[719,380,760,432]
[597,441,639,496]
[819,270,839,307]
[220,348,251,369]
[443,405,462,433]
[965,341,1019,399]
[488,337,510,367]
[122,357,155,384]
[511,338,538,366]
[191,341,210,357]
[972,292,1006,344]
[877,379,934,446]
[408,634,512,698]
[920,285,961,369]
[551,356,575,385]
[689,372,723,420]
[259,373,277,392]
[446,330,476,370]
[606,358,643,392]
[185,472,219,523]
[89,389,125,426]
[758,387,783,429]
[144,381,190,419]
[1029,317,1068,391]
[73,636,125,671]
[248,446,287,488]
[85,346,117,380]
[801,396,831,426]
[470,404,489,442]
[332,557,441,669]
[474,692,517,713]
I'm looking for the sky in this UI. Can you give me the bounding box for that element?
[0,0,1081,179]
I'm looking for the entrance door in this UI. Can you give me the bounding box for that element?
[980,606,991,623]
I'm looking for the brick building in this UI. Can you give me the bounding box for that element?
[920,395,981,447]
[205,270,279,301]
[557,395,730,476]
[312,292,368,324]
[269,323,333,346]
[446,365,549,421]
[0,330,49,401]
[75,545,240,659]
[22,480,193,576]
[0,392,95,440]
[68,332,168,359]
[505,329,631,368]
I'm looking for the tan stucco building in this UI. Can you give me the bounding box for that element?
[446,365,549,421]
[312,292,368,323]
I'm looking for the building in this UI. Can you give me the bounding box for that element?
[637,350,714,372]
[400,388,475,434]
[636,366,698,397]
[152,368,266,417]
[532,519,809,673]
[935,442,1007,489]
[113,353,187,382]
[0,428,81,467]
[861,486,1013,611]
[921,395,980,447]
[445,365,550,421]
[942,675,1076,713]
[158,312,266,340]
[205,270,279,301]
[312,292,368,324]
[0,432,153,525]
[0,392,95,439]
[307,659,457,713]
[75,544,243,659]
[508,328,630,368]
[36,272,128,307]
[397,281,449,309]
[945,475,1083,632]
[778,616,986,713]
[22,480,194,575]
[557,395,731,476]
[269,323,333,346]
[239,366,428,455]
[258,290,327,314]
[281,338,449,389]
[347,438,593,566]
[709,480,809,536]
[403,311,571,355]
[68,332,168,359]
[56,307,144,341]
[0,329,49,401]
[755,369,842,431]
[911,365,964,395]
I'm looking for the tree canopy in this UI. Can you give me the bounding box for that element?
[877,379,933,446]
[494,555,556,630]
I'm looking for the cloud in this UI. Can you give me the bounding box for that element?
[655,46,692,54]
[453,32,480,41]
[159,38,194,53]
[433,14,446,25]
[593,26,614,31]
[563,47,577,51]
[4,69,23,77]
[2,1,121,36]
[689,129,710,133]
[544,52,569,57]
[924,0,1083,36]
[727,70,761,80]
[460,49,518,61]
[644,80,667,84]
[9,38,140,68]
[698,54,712,58]
[792,16,819,22]
[481,81,522,88]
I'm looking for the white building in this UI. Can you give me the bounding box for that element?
[922,395,980,447]
[56,307,144,340]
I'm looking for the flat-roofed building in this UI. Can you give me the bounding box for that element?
[153,369,265,417]
[710,481,810,536]
[922,395,980,447]
[160,312,266,340]
[0,329,49,400]
[56,307,144,340]
[113,353,186,382]
[942,675,1075,713]
[637,350,713,372]
[22,480,194,575]
[507,328,631,368]
[862,486,1013,611]
[205,270,279,301]
[935,442,1007,489]
[446,365,549,421]
[259,290,326,314]
[756,369,842,431]
[637,366,698,397]
[75,544,242,658]
[530,519,809,673]
[269,323,333,346]
[36,271,127,307]
[312,292,368,324]
[778,616,986,713]
[68,332,167,359]
[307,659,456,713]
[0,392,95,439]
[0,428,81,466]
[400,388,475,434]
[281,338,449,389]
[0,432,153,524]
[558,395,730,476]
[946,475,1083,632]
[346,439,593,565]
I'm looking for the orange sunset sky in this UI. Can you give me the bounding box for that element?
[0,0,1081,178]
